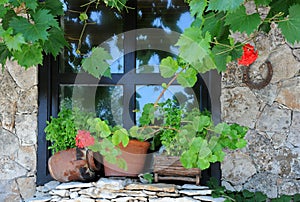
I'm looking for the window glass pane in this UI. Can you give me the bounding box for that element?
[135,85,198,124]
[61,0,124,73]
[136,0,193,73]
[60,85,123,126]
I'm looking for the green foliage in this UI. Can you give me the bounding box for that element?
[0,0,67,68]
[45,106,77,154]
[138,99,248,170]
[278,4,300,44]
[208,177,300,202]
[82,47,113,79]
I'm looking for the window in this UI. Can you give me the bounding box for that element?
[38,0,221,185]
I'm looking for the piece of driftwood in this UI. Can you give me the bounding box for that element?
[153,156,201,185]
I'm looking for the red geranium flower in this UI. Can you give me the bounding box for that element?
[238,43,258,66]
[75,130,95,148]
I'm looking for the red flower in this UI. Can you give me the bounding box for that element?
[238,43,258,66]
[75,130,95,148]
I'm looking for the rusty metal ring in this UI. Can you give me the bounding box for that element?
[243,60,273,90]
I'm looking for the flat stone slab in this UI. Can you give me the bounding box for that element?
[125,183,176,193]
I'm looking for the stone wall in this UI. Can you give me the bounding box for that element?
[220,26,300,198]
[0,61,38,201]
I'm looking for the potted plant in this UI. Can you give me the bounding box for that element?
[136,98,248,185]
[75,117,154,177]
[45,99,101,182]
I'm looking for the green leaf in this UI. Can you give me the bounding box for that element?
[294,194,300,202]
[42,27,69,57]
[116,158,128,171]
[189,0,207,17]
[24,0,38,11]
[177,68,197,87]
[112,128,129,147]
[139,103,156,125]
[13,43,43,68]
[4,33,25,51]
[225,6,261,35]
[212,42,242,72]
[0,43,11,68]
[10,9,57,42]
[192,115,211,132]
[278,4,300,44]
[0,4,8,18]
[235,139,247,148]
[196,157,210,170]
[79,12,88,21]
[38,0,64,16]
[82,47,112,79]
[180,150,197,168]
[254,0,272,6]
[160,56,178,78]
[208,0,244,12]
[176,27,211,69]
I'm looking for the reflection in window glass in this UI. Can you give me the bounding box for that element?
[60,85,123,126]
[61,0,124,73]
[135,85,198,123]
[136,0,193,73]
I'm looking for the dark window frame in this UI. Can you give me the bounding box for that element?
[37,0,222,185]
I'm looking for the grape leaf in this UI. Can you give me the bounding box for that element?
[13,43,43,68]
[254,0,272,6]
[177,68,197,87]
[0,43,11,67]
[278,4,300,44]
[42,27,69,57]
[38,0,64,16]
[0,4,8,18]
[10,9,57,42]
[225,6,261,35]
[82,47,112,79]
[4,33,25,51]
[0,0,9,4]
[176,27,211,70]
[212,43,242,72]
[208,0,243,12]
[189,0,207,17]
[24,0,38,11]
[160,56,178,78]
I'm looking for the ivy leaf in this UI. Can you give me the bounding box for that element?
[4,33,25,51]
[278,4,300,44]
[189,0,207,17]
[82,47,112,79]
[160,56,178,78]
[42,27,69,57]
[196,158,210,170]
[177,68,197,87]
[225,6,261,35]
[13,43,43,68]
[254,0,272,6]
[208,0,243,12]
[180,150,197,168]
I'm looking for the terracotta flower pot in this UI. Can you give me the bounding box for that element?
[48,148,102,182]
[104,139,150,177]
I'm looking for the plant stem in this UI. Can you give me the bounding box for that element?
[153,68,185,107]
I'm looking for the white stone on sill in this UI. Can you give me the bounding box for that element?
[25,196,52,202]
[179,189,212,196]
[49,189,70,197]
[56,182,94,190]
[194,195,226,202]
[43,181,61,192]
[70,191,79,199]
[111,196,147,202]
[149,196,199,202]
[125,183,176,192]
[79,188,128,199]
[142,190,157,195]
[60,198,95,202]
[181,184,210,190]
[96,178,130,190]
